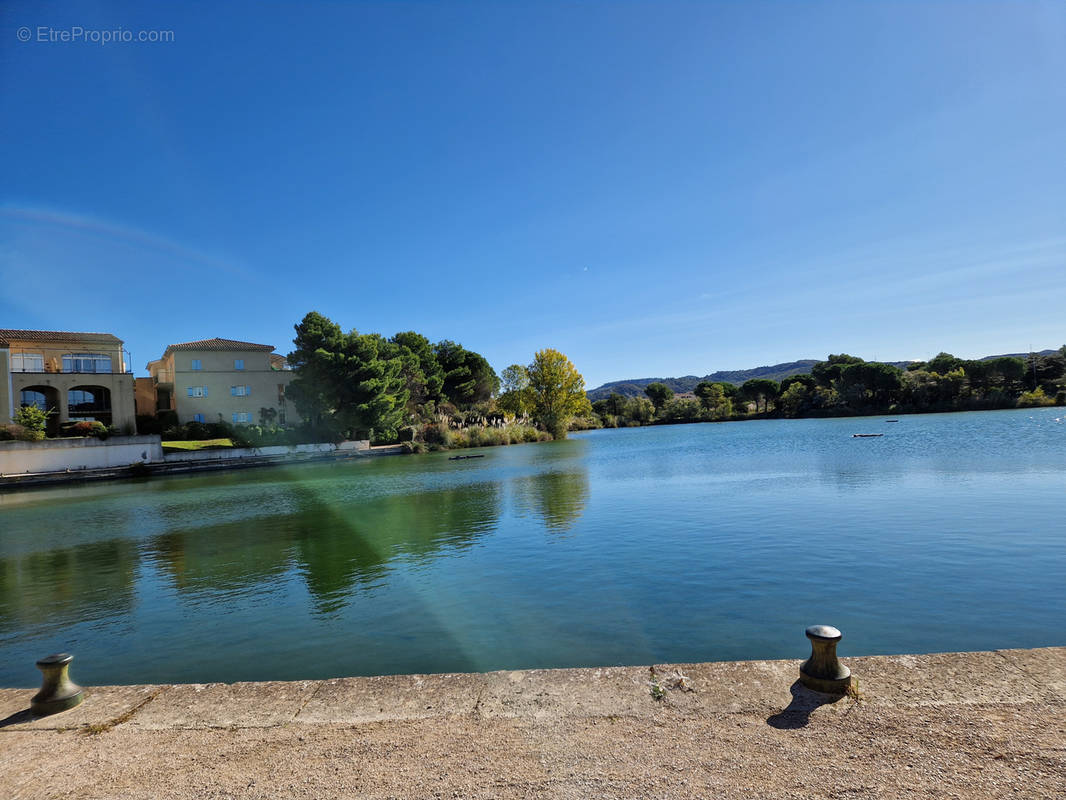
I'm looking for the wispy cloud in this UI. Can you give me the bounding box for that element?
[0,203,253,278]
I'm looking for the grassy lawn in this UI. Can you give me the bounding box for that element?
[161,438,235,451]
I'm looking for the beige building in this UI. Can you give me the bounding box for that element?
[145,338,298,426]
[0,329,137,433]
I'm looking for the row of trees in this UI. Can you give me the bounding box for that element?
[592,349,1066,427]
[285,312,591,444]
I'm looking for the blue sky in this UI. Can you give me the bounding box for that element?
[2,1,1064,388]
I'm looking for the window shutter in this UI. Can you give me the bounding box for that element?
[187,387,193,397]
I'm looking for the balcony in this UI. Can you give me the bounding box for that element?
[152,369,174,386]
[10,350,133,375]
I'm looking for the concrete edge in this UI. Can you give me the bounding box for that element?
[1,647,1061,733]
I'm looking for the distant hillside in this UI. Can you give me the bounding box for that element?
[586,349,1061,401]
[588,360,820,400]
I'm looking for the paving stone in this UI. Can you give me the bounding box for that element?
[844,650,1054,707]
[295,672,483,724]
[126,680,317,730]
[0,684,164,731]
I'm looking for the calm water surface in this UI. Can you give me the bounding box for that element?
[1,408,1064,687]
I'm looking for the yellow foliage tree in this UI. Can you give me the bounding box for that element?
[526,349,593,440]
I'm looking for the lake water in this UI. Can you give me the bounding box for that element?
[1,408,1064,687]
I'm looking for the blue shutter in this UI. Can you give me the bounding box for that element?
[203,387,208,397]
[187,387,193,397]
[231,386,236,396]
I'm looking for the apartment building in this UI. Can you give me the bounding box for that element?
[0,329,137,432]
[145,338,298,426]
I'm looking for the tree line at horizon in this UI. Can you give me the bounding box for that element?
[284,311,592,447]
[592,348,1066,428]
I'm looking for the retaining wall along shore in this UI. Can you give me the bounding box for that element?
[0,435,164,474]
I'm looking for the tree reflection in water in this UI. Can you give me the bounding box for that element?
[143,480,502,615]
[512,469,590,533]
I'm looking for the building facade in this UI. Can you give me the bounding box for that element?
[145,338,298,426]
[0,329,137,433]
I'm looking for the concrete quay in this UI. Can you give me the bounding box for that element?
[1,647,1063,799]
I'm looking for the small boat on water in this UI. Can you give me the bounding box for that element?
[448,454,486,460]
[885,419,899,423]
[853,433,884,438]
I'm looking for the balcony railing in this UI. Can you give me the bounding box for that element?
[10,366,133,374]
[9,349,133,374]
[153,370,173,384]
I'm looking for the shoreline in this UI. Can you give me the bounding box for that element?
[5,404,1061,493]
[2,647,1062,798]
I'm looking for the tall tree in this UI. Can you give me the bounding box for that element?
[740,378,779,413]
[287,312,409,439]
[694,381,732,418]
[497,364,532,418]
[527,349,592,439]
[811,354,864,387]
[287,311,346,428]
[644,382,673,410]
[926,352,962,376]
[435,340,499,408]
[391,331,444,412]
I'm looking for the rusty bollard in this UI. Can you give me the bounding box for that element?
[799,625,852,694]
[31,653,84,716]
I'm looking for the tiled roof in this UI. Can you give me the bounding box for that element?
[0,329,122,347]
[269,353,289,369]
[162,337,275,357]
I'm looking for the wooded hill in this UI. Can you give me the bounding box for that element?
[587,350,1059,401]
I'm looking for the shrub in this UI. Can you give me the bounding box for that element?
[422,423,450,446]
[205,421,235,440]
[61,421,96,437]
[1,424,43,441]
[183,421,211,440]
[371,427,398,446]
[14,405,51,434]
[1017,387,1055,408]
[136,414,163,435]
[157,410,179,430]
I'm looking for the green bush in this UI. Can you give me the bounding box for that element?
[1017,387,1055,408]
[371,427,398,446]
[1,423,44,441]
[14,405,51,434]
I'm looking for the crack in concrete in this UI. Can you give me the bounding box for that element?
[290,681,325,725]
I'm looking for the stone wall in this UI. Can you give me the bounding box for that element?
[0,435,163,474]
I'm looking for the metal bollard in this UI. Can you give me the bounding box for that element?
[31,653,84,716]
[799,625,852,694]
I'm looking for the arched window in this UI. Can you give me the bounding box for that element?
[20,390,48,410]
[62,353,113,373]
[68,387,111,415]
